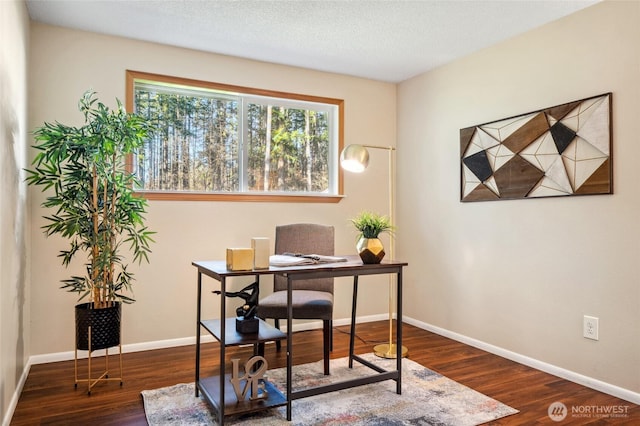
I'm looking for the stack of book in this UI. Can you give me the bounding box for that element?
[269,253,348,267]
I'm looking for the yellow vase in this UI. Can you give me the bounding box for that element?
[356,237,385,264]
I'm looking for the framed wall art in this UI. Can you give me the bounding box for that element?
[460,93,612,202]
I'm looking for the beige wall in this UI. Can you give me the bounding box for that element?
[1,0,30,423]
[397,0,639,394]
[28,24,397,355]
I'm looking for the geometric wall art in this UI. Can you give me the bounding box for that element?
[460,93,612,202]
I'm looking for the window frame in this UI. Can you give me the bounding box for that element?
[125,70,344,202]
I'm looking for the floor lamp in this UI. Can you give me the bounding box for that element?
[340,144,408,359]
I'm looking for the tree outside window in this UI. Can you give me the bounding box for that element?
[126,71,343,202]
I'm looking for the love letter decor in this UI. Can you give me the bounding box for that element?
[460,93,612,202]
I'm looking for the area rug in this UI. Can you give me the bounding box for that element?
[141,353,518,425]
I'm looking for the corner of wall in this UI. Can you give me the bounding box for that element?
[0,0,31,424]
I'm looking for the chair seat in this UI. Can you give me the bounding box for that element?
[258,290,333,320]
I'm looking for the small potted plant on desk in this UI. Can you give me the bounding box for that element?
[350,211,394,264]
[26,90,155,394]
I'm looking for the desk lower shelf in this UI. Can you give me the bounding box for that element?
[200,318,286,346]
[198,375,287,417]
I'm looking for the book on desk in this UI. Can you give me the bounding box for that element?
[269,253,348,267]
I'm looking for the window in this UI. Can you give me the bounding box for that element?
[126,71,344,202]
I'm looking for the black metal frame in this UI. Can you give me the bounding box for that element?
[193,256,407,424]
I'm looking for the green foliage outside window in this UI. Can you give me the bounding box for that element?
[132,79,336,197]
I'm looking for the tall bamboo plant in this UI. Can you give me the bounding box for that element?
[26,91,155,308]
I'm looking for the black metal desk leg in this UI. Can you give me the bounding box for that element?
[286,274,293,421]
[396,270,402,394]
[195,272,202,397]
[349,275,359,368]
[219,277,226,424]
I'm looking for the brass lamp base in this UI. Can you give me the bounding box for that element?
[373,343,409,359]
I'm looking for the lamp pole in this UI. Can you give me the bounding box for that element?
[341,144,408,359]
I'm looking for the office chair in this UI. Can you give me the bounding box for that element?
[258,223,334,375]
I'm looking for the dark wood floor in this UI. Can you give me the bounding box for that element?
[10,321,639,425]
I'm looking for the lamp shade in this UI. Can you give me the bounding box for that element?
[340,144,370,173]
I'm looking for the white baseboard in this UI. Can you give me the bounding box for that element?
[27,313,387,365]
[2,359,31,426]
[404,317,640,405]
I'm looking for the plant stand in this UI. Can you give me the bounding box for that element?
[74,302,123,395]
[74,326,123,395]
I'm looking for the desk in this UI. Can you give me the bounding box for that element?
[192,255,408,424]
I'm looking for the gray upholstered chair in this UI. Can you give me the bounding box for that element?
[258,223,334,375]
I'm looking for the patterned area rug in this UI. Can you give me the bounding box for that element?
[142,353,518,425]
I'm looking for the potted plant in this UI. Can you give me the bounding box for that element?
[26,91,154,368]
[350,211,394,264]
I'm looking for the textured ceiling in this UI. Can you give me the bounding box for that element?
[26,0,599,83]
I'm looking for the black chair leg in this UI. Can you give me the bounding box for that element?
[274,318,282,351]
[329,319,333,352]
[323,320,330,375]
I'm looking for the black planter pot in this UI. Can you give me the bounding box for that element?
[75,302,121,351]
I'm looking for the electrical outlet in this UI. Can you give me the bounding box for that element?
[583,315,599,340]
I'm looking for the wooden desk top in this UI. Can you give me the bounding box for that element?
[192,255,407,281]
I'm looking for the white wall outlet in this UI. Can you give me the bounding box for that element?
[583,315,599,340]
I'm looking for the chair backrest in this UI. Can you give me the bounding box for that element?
[274,223,334,294]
